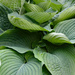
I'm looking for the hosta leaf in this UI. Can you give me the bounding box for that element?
[43,32,71,45]
[25,12,55,24]
[33,0,45,4]
[34,44,75,75]
[0,0,21,10]
[8,12,48,31]
[45,7,57,13]
[54,19,75,44]
[53,5,75,24]
[0,29,41,53]
[50,0,62,11]
[0,49,42,75]
[58,0,75,9]
[0,4,13,31]
[8,12,35,23]
[23,2,44,12]
[43,23,51,31]
[38,1,51,10]
[33,47,46,64]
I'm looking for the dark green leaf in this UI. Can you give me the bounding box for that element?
[0,29,41,53]
[0,4,13,31]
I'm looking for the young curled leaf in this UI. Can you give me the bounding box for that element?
[43,32,71,45]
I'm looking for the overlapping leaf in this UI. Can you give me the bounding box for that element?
[0,29,41,53]
[0,49,42,75]
[53,5,75,24]
[8,12,48,31]
[42,65,52,75]
[43,32,71,45]
[50,0,62,11]
[25,12,55,24]
[54,19,75,44]
[58,0,75,9]
[23,2,44,12]
[34,44,75,75]
[38,1,51,10]
[0,4,13,31]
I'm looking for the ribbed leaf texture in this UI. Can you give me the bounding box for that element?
[54,19,75,44]
[0,29,41,53]
[34,44,75,75]
[8,12,48,31]
[0,49,42,75]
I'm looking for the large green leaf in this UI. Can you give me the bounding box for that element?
[23,2,44,12]
[0,29,41,53]
[25,12,55,24]
[54,19,75,44]
[43,32,71,45]
[0,0,21,10]
[8,12,48,31]
[0,4,13,31]
[34,44,75,75]
[0,49,43,75]
[53,5,75,24]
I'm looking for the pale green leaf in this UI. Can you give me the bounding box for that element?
[25,12,55,24]
[8,12,48,31]
[43,32,71,45]
[54,19,75,44]
[23,2,44,12]
[0,0,21,10]
[53,5,75,24]
[0,49,43,75]
[58,0,75,9]
[0,29,41,53]
[33,47,46,64]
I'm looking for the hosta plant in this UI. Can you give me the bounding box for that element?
[0,0,75,75]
